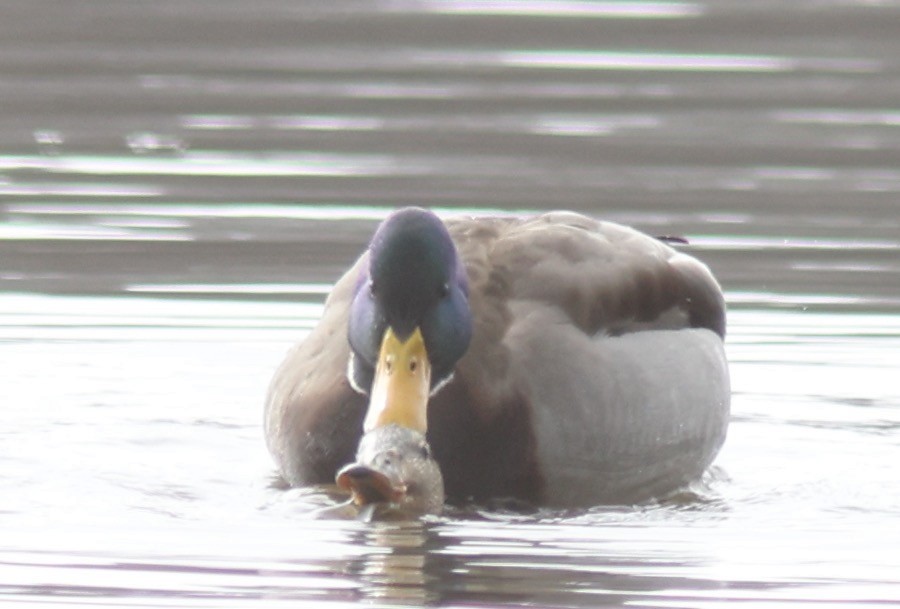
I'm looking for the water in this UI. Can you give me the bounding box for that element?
[1,1,899,606]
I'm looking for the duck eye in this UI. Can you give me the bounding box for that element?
[437,282,449,298]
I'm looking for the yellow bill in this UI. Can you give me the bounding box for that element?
[364,326,431,433]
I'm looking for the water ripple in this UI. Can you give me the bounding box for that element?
[0,152,412,178]
[408,0,704,19]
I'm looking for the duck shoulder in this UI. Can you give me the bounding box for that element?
[264,255,369,486]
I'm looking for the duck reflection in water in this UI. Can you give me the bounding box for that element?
[335,424,444,521]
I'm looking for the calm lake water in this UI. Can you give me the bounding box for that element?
[1,1,899,607]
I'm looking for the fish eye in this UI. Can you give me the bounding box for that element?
[418,442,432,460]
[437,282,449,298]
[369,280,377,296]
[381,448,398,467]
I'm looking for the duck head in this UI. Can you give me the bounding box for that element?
[348,207,472,433]
[336,424,445,516]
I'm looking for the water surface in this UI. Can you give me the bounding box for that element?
[1,1,899,607]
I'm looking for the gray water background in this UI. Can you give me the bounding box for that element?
[1,1,899,607]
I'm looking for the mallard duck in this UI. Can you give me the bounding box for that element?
[265,207,730,506]
[336,424,444,517]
